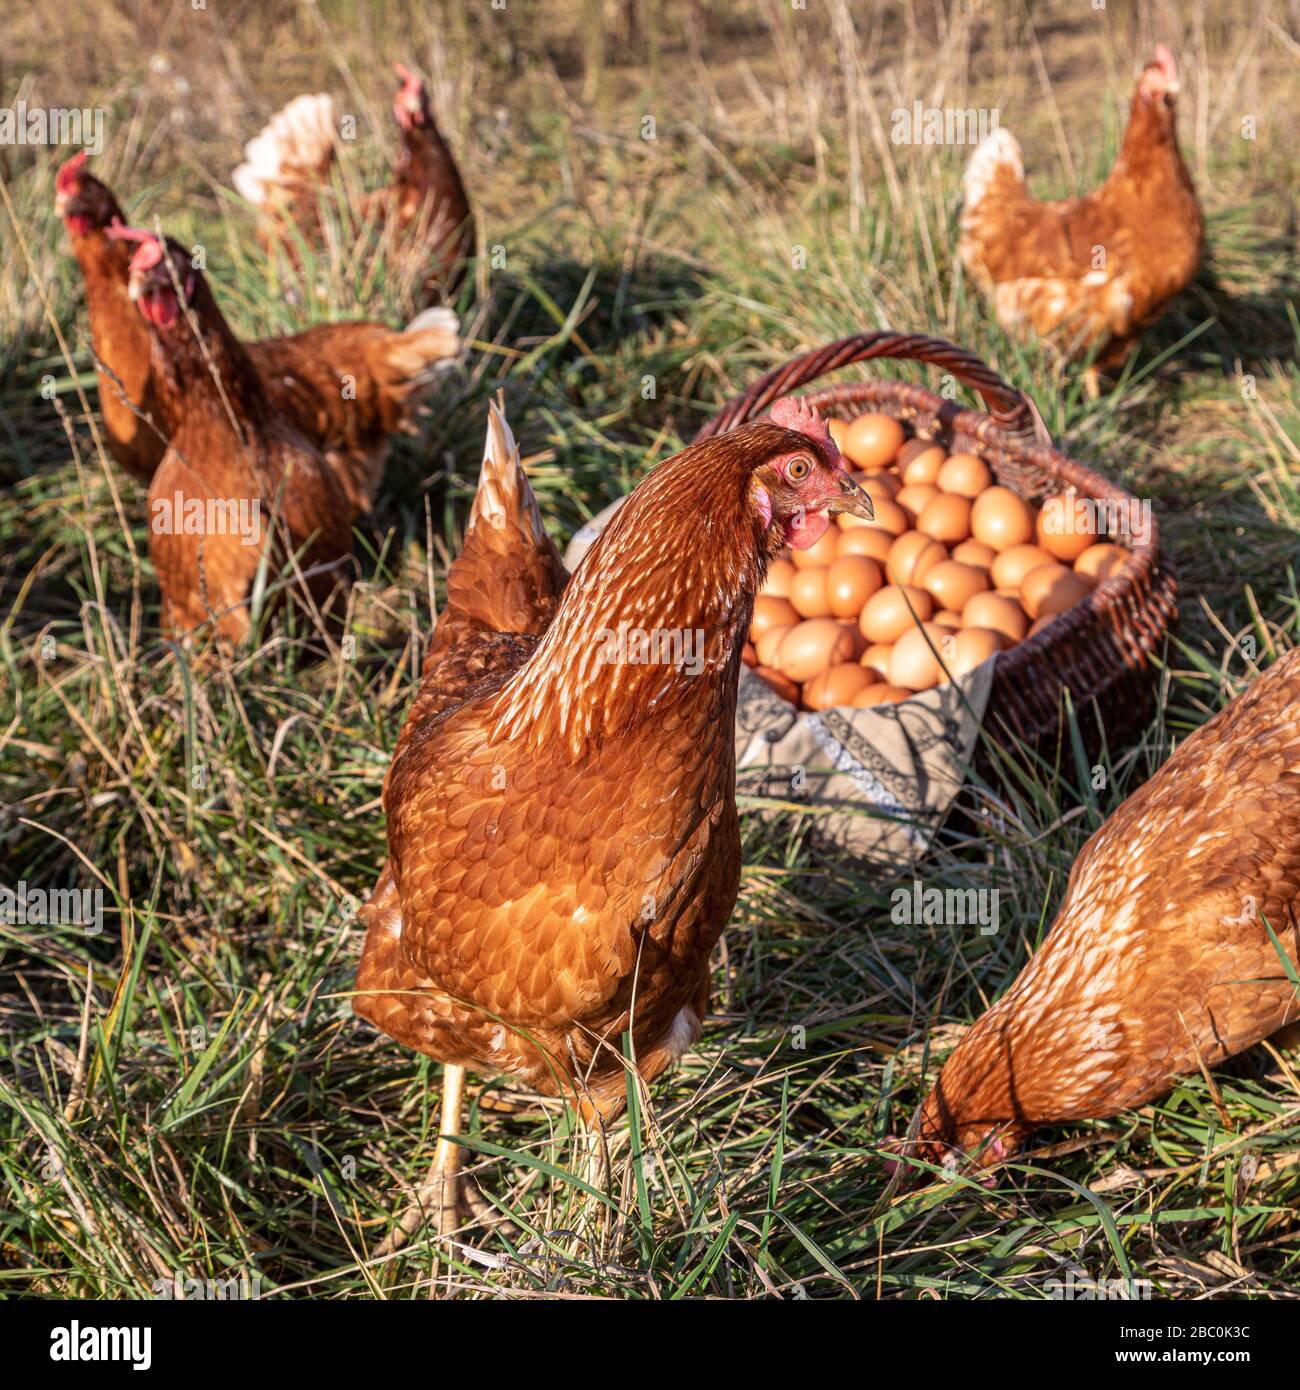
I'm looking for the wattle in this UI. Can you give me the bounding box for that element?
[142,288,180,330]
[784,511,829,550]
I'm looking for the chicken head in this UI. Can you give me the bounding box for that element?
[752,396,873,553]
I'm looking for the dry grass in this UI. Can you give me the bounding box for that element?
[1,0,1299,1300]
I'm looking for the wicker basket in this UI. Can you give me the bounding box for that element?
[693,331,1180,763]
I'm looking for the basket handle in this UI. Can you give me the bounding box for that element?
[692,331,1037,441]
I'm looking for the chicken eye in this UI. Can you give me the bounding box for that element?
[786,456,812,482]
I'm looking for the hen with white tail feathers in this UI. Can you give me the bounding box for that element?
[233,93,337,210]
[958,45,1202,388]
[232,65,473,301]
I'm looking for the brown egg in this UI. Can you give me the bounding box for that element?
[917,493,973,544]
[860,643,893,679]
[1037,495,1097,562]
[762,557,797,598]
[948,627,1002,678]
[896,436,937,468]
[1075,543,1128,583]
[743,641,757,667]
[1020,563,1094,620]
[990,544,1054,592]
[889,622,949,691]
[790,527,839,569]
[853,683,914,707]
[846,495,908,538]
[842,413,905,471]
[826,555,883,618]
[901,445,946,486]
[861,472,901,502]
[859,585,934,644]
[754,666,800,704]
[755,625,794,667]
[789,567,831,618]
[1027,614,1060,638]
[961,592,1028,644]
[937,452,992,498]
[886,532,947,587]
[932,610,963,630]
[971,486,1036,551]
[776,619,857,682]
[836,620,867,660]
[803,662,876,710]
[895,483,939,523]
[950,538,996,571]
[838,526,894,563]
[827,418,849,451]
[923,560,989,613]
[751,594,800,639]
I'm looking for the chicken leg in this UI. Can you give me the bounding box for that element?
[375,1062,466,1256]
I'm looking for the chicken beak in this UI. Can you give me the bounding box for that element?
[828,472,874,522]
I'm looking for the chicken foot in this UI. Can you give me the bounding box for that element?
[375,1062,466,1257]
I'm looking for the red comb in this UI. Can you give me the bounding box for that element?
[106,225,165,272]
[393,61,423,97]
[769,396,839,462]
[56,151,88,193]
[1153,43,1177,83]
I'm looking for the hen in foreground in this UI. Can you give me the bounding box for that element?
[57,155,460,489]
[233,63,473,300]
[959,44,1202,395]
[910,648,1300,1172]
[353,397,872,1244]
[119,230,368,644]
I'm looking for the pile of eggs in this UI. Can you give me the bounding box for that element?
[743,413,1128,710]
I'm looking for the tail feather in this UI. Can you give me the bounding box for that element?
[962,127,1025,211]
[366,307,461,436]
[233,93,337,208]
[443,398,566,636]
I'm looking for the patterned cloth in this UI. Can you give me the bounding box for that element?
[565,498,994,865]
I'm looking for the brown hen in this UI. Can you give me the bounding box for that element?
[912,648,1300,1172]
[57,155,459,490]
[353,396,873,1242]
[118,229,366,645]
[959,45,1203,395]
[233,64,473,300]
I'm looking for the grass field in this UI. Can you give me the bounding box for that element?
[2,0,1299,1300]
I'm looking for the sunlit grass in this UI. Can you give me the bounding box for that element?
[2,0,1298,1299]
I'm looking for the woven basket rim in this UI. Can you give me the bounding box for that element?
[693,337,1179,749]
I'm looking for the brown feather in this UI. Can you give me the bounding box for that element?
[959,64,1202,370]
[915,648,1300,1166]
[354,412,822,1118]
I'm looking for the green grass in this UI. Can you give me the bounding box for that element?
[2,0,1299,1299]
